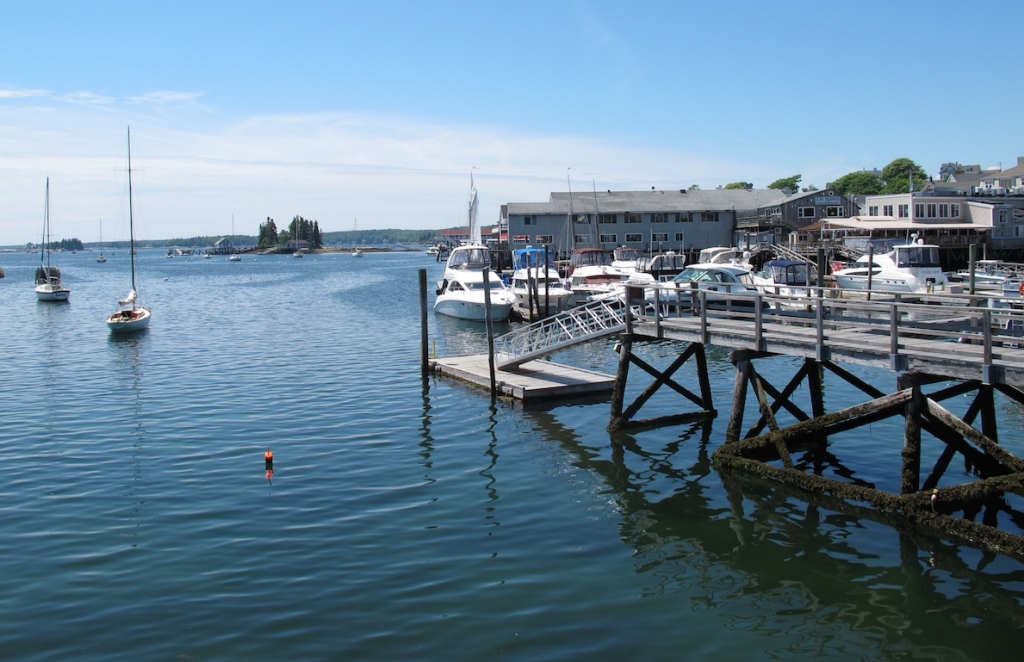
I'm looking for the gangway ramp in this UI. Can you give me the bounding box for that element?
[495,298,626,369]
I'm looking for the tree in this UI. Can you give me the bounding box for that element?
[258,216,278,249]
[723,181,753,190]
[880,157,927,194]
[688,184,700,191]
[830,171,882,196]
[767,175,801,193]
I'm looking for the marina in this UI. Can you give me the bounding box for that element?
[2,249,1024,659]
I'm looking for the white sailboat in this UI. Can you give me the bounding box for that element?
[228,213,241,261]
[434,172,515,321]
[35,177,71,302]
[97,219,107,263]
[106,127,151,333]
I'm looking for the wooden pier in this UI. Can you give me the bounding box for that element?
[606,284,1024,559]
[429,355,614,402]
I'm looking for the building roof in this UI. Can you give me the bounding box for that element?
[507,188,787,215]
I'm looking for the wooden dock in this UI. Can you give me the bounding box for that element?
[429,355,614,402]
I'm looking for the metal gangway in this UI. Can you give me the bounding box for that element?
[495,298,627,369]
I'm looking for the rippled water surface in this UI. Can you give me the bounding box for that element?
[1,248,1022,660]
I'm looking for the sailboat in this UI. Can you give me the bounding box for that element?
[106,127,151,333]
[97,219,107,263]
[35,177,71,301]
[228,213,241,261]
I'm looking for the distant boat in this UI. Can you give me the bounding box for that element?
[96,219,107,263]
[352,248,364,258]
[228,214,241,261]
[35,177,71,302]
[293,248,305,258]
[106,127,151,333]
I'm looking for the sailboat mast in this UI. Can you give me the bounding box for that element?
[566,169,575,252]
[127,127,137,293]
[42,177,50,270]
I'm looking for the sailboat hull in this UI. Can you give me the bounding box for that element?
[106,307,151,333]
[35,284,70,301]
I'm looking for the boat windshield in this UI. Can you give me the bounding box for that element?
[467,279,508,291]
[764,263,811,285]
[448,247,490,268]
[570,250,611,267]
[613,247,642,261]
[895,246,941,268]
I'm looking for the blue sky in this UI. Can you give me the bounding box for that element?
[2,0,1021,245]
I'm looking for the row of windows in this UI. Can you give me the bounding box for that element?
[797,206,845,218]
[866,203,962,219]
[511,233,682,245]
[552,212,721,223]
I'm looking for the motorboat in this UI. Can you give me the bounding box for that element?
[35,178,71,302]
[566,248,627,304]
[636,263,764,312]
[832,242,948,293]
[752,259,816,297]
[634,251,687,282]
[695,246,753,268]
[433,174,515,321]
[434,244,515,321]
[509,247,573,317]
[956,259,1024,288]
[610,246,643,274]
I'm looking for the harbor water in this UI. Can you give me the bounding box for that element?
[1,248,1022,660]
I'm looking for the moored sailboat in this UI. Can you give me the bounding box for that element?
[35,177,71,302]
[106,127,151,333]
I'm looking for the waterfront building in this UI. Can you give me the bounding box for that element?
[503,188,785,257]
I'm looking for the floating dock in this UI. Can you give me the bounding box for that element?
[429,355,614,402]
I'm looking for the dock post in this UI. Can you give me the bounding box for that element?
[816,247,825,290]
[483,267,496,402]
[866,244,874,301]
[902,384,923,494]
[608,301,634,431]
[419,268,429,376]
[968,243,977,295]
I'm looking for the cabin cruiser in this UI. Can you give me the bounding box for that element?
[509,247,573,317]
[631,263,763,312]
[566,247,628,304]
[752,259,816,296]
[434,244,515,321]
[634,251,687,282]
[610,246,643,274]
[832,243,948,293]
[956,259,1024,288]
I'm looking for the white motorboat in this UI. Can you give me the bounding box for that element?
[752,259,816,298]
[956,259,1024,287]
[566,247,627,304]
[35,178,71,302]
[435,244,515,321]
[639,263,764,312]
[433,174,515,321]
[106,127,151,333]
[510,247,573,317]
[833,242,948,293]
[610,245,643,274]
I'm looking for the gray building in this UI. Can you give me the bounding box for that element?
[503,188,786,257]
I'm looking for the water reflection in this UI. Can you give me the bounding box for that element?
[110,334,147,548]
[521,405,1024,658]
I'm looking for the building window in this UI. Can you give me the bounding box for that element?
[574,234,589,245]
[599,234,617,243]
[825,206,844,217]
[678,213,693,222]
[574,213,590,224]
[915,203,924,218]
[938,203,949,218]
[651,233,668,242]
[535,234,553,244]
[999,210,1009,224]
[651,213,666,223]
[951,203,960,218]
[512,234,529,244]
[599,213,617,224]
[898,204,909,218]
[797,206,815,218]
[625,213,641,224]
[674,232,684,242]
[625,233,643,242]
[926,203,937,218]
[868,206,879,216]
[883,205,893,216]
[702,211,717,222]
[523,215,535,226]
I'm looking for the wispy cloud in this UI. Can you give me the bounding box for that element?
[0,88,50,99]
[126,91,204,104]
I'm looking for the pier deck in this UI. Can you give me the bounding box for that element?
[429,355,614,402]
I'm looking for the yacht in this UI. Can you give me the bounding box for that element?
[434,244,515,321]
[833,242,948,293]
[509,247,573,317]
[566,247,627,304]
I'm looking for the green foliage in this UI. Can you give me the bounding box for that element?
[288,216,323,249]
[55,237,83,251]
[258,217,278,248]
[688,184,701,191]
[767,175,802,192]
[831,171,882,196]
[723,181,753,190]
[880,157,928,194]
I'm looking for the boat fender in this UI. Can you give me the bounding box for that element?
[1018,281,1024,297]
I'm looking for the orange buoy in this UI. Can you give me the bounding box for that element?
[264,447,274,469]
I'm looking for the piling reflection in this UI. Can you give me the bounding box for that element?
[520,404,1024,658]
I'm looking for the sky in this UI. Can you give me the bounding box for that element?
[2,0,1022,245]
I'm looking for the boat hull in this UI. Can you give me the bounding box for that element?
[434,294,513,322]
[106,307,152,333]
[35,284,70,301]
